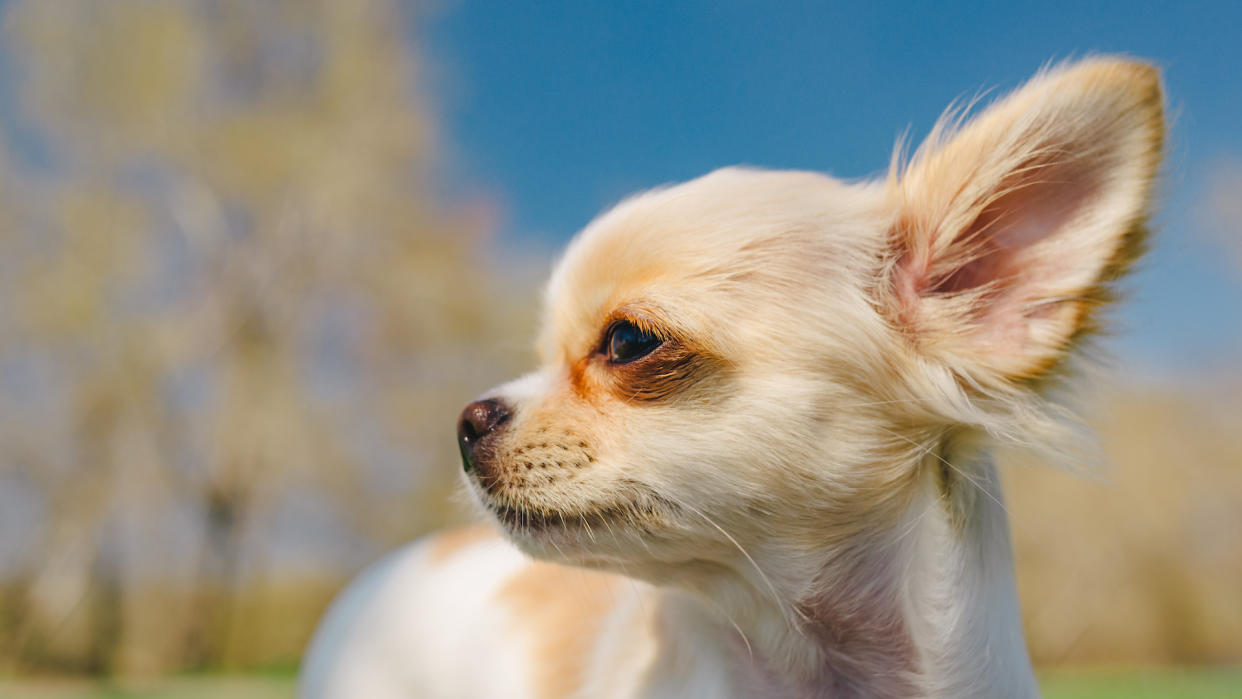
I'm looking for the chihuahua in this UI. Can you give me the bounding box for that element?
[302,57,1163,698]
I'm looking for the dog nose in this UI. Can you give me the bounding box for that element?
[457,399,511,473]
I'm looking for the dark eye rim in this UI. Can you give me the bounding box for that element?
[602,319,664,365]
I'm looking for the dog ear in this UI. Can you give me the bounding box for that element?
[887,58,1164,383]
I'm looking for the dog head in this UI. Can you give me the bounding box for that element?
[456,59,1163,588]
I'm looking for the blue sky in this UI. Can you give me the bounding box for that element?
[421,1,1242,373]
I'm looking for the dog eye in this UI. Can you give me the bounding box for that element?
[606,320,662,364]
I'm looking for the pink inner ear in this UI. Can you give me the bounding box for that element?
[933,155,1104,301]
[895,152,1112,358]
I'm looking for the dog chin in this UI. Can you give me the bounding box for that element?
[473,489,682,567]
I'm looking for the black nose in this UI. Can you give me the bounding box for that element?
[457,399,511,473]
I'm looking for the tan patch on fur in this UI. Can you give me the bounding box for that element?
[568,308,731,406]
[606,339,726,404]
[496,562,621,699]
[426,524,499,564]
[567,355,596,403]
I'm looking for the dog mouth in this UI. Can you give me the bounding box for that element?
[489,503,605,531]
[484,486,676,536]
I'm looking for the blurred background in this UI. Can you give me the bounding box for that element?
[0,1,1238,696]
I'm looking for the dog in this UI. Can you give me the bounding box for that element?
[300,57,1164,698]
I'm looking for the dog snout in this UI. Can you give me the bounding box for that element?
[457,398,511,475]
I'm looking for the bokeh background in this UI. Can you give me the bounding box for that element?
[0,1,1238,696]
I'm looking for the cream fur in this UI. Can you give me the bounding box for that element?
[301,57,1164,699]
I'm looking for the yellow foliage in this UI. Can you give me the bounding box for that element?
[0,0,533,676]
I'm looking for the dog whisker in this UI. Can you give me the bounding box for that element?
[668,495,809,628]
[875,425,1010,517]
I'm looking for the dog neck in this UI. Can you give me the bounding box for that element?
[670,452,1039,699]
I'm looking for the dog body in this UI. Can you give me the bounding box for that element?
[302,58,1163,698]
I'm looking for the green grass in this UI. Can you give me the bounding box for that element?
[1,668,1239,697]
[1040,667,1242,699]
[0,676,295,698]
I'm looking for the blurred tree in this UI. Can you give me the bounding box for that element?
[0,0,534,675]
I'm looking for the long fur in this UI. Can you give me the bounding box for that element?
[301,57,1165,699]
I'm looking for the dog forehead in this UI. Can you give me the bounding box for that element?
[539,168,862,359]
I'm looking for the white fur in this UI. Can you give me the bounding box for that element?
[301,536,536,698]
[301,57,1163,698]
